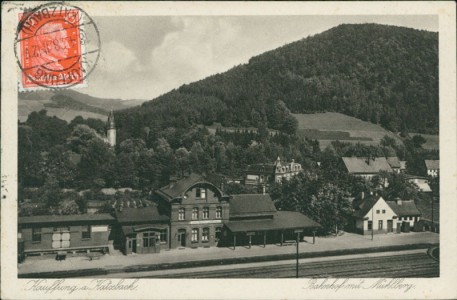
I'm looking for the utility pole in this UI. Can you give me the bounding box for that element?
[371,206,374,241]
[294,229,304,278]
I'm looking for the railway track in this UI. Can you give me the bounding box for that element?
[146,252,438,278]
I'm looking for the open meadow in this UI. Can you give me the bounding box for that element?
[292,112,403,150]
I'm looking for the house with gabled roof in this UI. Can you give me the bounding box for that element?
[386,157,402,173]
[351,192,422,235]
[385,198,421,230]
[342,157,393,180]
[244,157,302,186]
[425,160,439,177]
[352,193,398,235]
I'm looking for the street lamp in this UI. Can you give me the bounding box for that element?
[294,229,304,278]
[371,205,374,241]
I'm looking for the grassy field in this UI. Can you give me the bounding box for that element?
[292,112,403,150]
[19,99,107,122]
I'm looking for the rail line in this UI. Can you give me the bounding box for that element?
[145,252,438,278]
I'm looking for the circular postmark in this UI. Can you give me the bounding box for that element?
[14,2,101,90]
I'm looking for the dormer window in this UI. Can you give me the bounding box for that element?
[196,188,206,199]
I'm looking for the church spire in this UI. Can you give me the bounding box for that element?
[107,108,115,129]
[106,108,116,147]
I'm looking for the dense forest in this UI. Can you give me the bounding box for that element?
[116,23,438,140]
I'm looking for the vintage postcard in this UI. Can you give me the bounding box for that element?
[1,1,456,299]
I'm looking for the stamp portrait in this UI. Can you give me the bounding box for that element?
[15,2,100,91]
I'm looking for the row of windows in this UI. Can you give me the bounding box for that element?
[143,230,168,247]
[178,207,222,220]
[367,220,384,230]
[375,209,386,214]
[399,216,415,221]
[191,227,222,243]
[32,226,92,242]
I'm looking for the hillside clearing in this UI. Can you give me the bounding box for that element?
[292,112,403,150]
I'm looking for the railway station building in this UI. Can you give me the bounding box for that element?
[18,173,321,256]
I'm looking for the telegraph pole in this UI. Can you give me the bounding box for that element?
[294,229,304,278]
[371,206,374,241]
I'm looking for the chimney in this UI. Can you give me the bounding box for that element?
[262,185,266,195]
[396,198,402,205]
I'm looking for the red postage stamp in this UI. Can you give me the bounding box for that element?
[15,3,100,90]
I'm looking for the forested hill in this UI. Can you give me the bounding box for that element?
[117,23,438,140]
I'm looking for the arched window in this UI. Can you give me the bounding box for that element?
[192,207,199,220]
[178,208,185,220]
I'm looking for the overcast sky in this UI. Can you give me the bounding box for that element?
[82,15,438,100]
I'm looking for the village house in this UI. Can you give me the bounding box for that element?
[18,214,115,257]
[342,157,393,180]
[425,160,439,177]
[351,192,422,235]
[352,193,398,235]
[386,157,402,173]
[244,157,302,186]
[385,198,421,232]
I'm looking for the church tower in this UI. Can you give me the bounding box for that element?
[106,109,116,147]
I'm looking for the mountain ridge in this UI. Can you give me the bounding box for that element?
[116,23,438,140]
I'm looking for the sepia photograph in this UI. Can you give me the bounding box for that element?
[2,1,456,299]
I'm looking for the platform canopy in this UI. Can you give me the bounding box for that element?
[225,211,320,233]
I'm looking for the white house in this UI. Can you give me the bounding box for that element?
[352,193,398,235]
[425,160,439,177]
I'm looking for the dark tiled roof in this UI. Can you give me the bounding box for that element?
[156,173,224,201]
[425,160,439,170]
[386,200,421,217]
[229,194,277,217]
[387,157,401,168]
[352,195,382,218]
[342,157,392,174]
[115,206,169,224]
[226,211,320,232]
[245,164,275,174]
[19,213,115,224]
